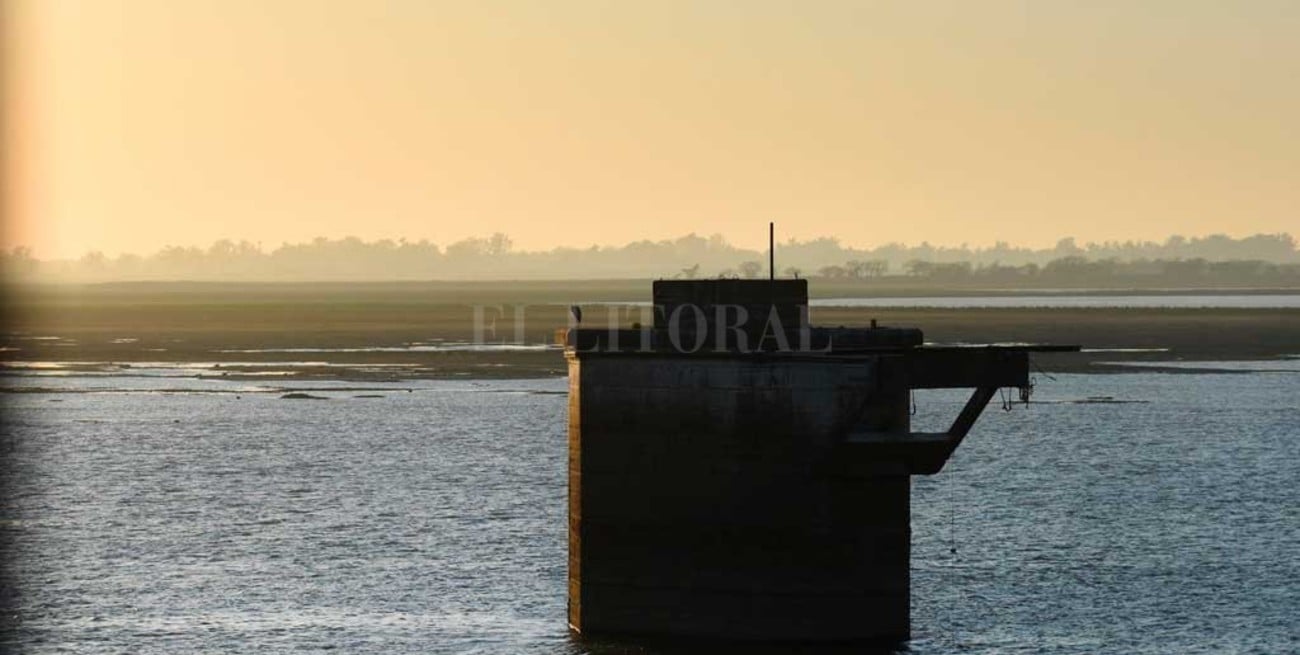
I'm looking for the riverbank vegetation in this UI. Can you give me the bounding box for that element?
[5,232,1298,286]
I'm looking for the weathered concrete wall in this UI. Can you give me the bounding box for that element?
[652,279,808,337]
[568,353,914,642]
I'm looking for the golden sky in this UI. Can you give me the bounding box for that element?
[4,0,1298,259]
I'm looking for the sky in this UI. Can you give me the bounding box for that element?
[4,0,1298,259]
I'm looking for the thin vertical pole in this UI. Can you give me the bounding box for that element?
[769,222,775,280]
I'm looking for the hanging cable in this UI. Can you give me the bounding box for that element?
[1000,387,1014,411]
[947,454,959,647]
[1032,359,1058,382]
[1019,375,1035,406]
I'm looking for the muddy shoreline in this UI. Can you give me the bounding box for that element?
[4,283,1297,380]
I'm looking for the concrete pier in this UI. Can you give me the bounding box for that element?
[564,280,1071,642]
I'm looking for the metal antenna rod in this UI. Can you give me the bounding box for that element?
[769,222,775,280]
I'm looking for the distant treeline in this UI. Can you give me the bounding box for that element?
[4,232,1299,284]
[814,257,1300,288]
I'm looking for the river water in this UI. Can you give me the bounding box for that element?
[584,294,1300,309]
[2,367,1297,653]
[812,294,1300,308]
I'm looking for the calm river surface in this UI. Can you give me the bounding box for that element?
[589,294,1300,309]
[2,367,1297,653]
[812,294,1300,308]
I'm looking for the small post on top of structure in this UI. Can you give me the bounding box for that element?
[769,222,775,280]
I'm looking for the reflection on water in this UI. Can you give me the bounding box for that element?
[579,294,1300,309]
[0,361,448,385]
[812,294,1300,308]
[1096,360,1300,372]
[2,370,1297,653]
[217,342,561,353]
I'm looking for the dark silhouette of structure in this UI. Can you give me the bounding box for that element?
[562,278,1075,643]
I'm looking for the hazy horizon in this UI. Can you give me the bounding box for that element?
[6,230,1297,283]
[5,1,1299,259]
[3,227,1298,263]
[8,229,1300,261]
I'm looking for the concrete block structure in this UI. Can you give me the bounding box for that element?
[564,279,1072,643]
